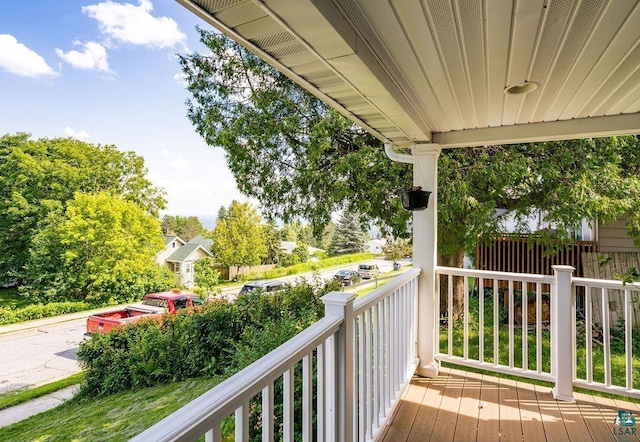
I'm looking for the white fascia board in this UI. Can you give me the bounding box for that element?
[433,113,640,147]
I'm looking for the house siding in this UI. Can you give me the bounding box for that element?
[598,214,640,253]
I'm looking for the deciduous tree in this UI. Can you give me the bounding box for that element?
[0,133,165,284]
[162,215,203,241]
[208,201,267,273]
[180,31,640,315]
[22,192,172,304]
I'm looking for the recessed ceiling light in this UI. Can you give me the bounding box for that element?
[504,81,539,95]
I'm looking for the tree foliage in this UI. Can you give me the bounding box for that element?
[194,257,221,297]
[179,30,411,235]
[328,212,369,256]
[0,133,165,284]
[382,238,412,264]
[21,192,172,304]
[208,201,266,269]
[180,31,640,272]
[161,215,203,241]
[263,220,283,265]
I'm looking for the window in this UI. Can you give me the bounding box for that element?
[173,298,188,310]
[185,262,192,274]
[142,298,168,308]
[173,262,181,273]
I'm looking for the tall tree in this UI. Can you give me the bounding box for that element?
[161,215,203,241]
[22,192,172,304]
[263,220,283,265]
[208,201,267,272]
[0,133,165,284]
[181,31,640,313]
[179,31,410,237]
[328,212,368,256]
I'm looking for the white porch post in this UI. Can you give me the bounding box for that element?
[552,265,575,402]
[413,144,441,378]
[322,291,357,441]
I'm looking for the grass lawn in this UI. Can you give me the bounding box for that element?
[0,376,224,442]
[441,289,640,389]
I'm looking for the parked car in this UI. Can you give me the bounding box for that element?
[358,263,380,279]
[333,270,362,286]
[239,279,286,295]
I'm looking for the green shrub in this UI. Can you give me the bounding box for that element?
[77,278,340,397]
[0,302,90,325]
[244,252,372,281]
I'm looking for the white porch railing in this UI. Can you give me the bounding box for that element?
[436,266,640,400]
[131,268,420,442]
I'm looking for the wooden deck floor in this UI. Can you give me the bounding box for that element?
[379,367,640,441]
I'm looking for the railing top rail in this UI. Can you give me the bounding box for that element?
[353,267,421,315]
[573,276,640,291]
[436,266,555,284]
[131,315,343,442]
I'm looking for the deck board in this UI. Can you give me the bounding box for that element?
[477,373,500,441]
[380,369,640,442]
[499,377,522,441]
[516,380,546,441]
[533,385,570,442]
[453,369,482,442]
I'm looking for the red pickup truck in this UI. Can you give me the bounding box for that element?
[85,290,203,335]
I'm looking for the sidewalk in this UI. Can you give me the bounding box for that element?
[0,386,78,429]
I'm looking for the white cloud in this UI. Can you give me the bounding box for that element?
[82,0,187,49]
[63,127,92,139]
[162,149,190,170]
[55,41,112,73]
[149,169,247,217]
[0,34,58,78]
[173,72,187,86]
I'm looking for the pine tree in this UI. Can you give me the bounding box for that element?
[328,213,368,256]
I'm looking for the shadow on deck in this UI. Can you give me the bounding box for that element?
[379,367,639,441]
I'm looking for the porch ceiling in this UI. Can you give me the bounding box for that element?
[178,0,640,148]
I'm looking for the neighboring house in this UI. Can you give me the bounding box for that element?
[595,213,640,253]
[157,235,213,289]
[280,241,323,257]
[366,238,385,255]
[156,236,186,266]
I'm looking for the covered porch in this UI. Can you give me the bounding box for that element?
[139,0,640,439]
[132,266,640,441]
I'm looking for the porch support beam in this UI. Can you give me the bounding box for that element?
[552,265,576,402]
[413,143,441,378]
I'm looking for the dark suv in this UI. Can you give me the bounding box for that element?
[239,280,286,295]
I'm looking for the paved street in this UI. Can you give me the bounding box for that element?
[0,319,86,395]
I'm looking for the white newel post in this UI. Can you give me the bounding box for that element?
[322,292,357,441]
[413,144,441,378]
[552,265,575,402]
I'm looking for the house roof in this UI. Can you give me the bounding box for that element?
[178,0,640,148]
[164,235,185,246]
[187,234,213,251]
[166,243,212,263]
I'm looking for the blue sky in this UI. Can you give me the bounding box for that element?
[0,0,246,221]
